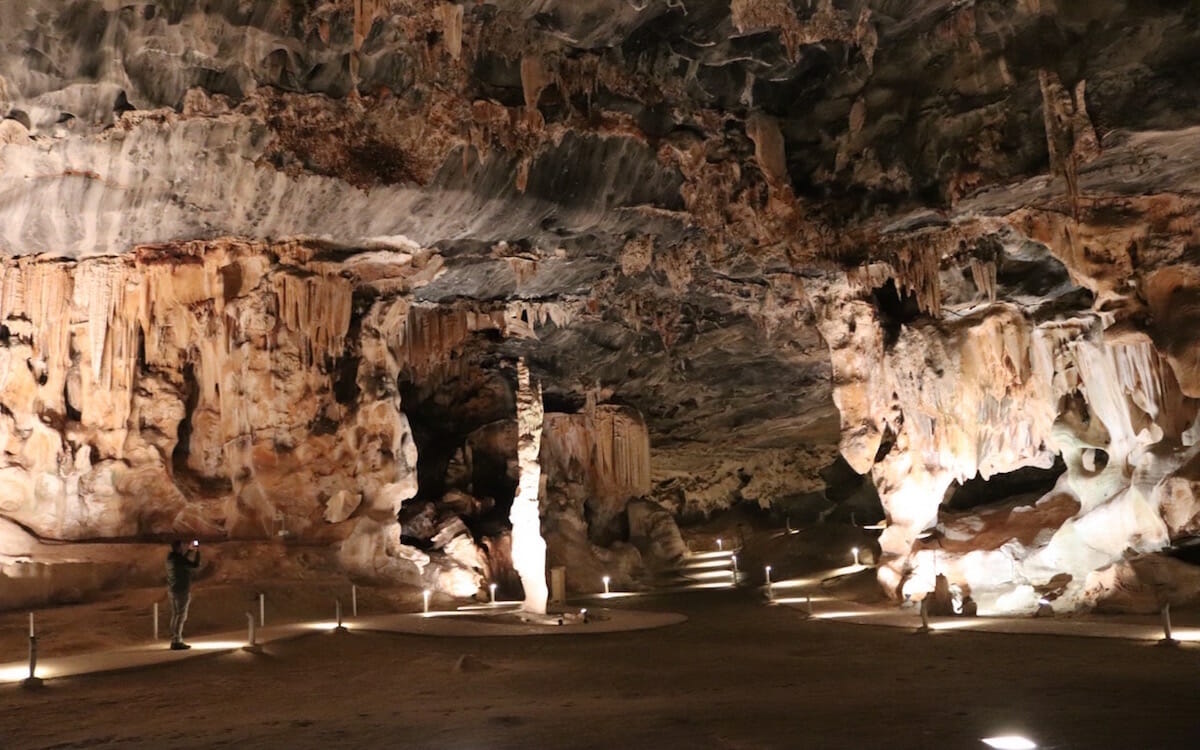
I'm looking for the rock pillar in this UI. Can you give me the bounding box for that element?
[510,358,548,614]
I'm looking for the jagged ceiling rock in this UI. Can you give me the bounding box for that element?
[3,1,1200,610]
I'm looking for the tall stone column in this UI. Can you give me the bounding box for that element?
[510,358,548,614]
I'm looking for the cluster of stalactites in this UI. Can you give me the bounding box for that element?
[362,297,577,382]
[542,405,652,501]
[848,251,943,317]
[0,245,355,456]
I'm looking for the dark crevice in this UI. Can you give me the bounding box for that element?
[171,362,232,497]
[63,383,81,422]
[945,456,1067,511]
[871,279,923,349]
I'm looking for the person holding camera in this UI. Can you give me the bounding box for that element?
[166,539,201,650]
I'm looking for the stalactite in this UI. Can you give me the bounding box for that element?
[436,2,464,61]
[969,259,997,303]
[541,406,651,500]
[272,271,353,367]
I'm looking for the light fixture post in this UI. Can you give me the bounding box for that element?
[23,612,42,688]
[259,593,266,628]
[489,583,497,603]
[1160,603,1179,646]
[335,599,347,632]
[422,589,432,615]
[852,547,860,566]
[243,612,263,653]
[352,585,358,618]
[153,602,159,641]
[602,575,611,595]
[764,565,774,601]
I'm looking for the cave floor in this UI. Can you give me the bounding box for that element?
[2,587,1199,749]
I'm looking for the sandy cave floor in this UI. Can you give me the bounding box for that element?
[2,582,1200,749]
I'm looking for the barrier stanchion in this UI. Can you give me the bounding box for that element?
[23,613,43,688]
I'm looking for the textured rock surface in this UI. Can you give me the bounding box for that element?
[3,1,1200,610]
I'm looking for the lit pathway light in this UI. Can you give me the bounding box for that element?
[1160,603,1179,646]
[23,612,42,688]
[981,736,1037,749]
[602,575,611,595]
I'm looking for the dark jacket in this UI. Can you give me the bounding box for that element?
[166,550,200,593]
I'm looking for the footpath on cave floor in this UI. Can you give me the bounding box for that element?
[770,563,1200,643]
[0,604,686,686]
[5,564,1200,687]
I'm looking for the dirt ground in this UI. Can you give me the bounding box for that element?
[2,584,1199,750]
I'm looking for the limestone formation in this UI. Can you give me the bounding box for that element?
[3,1,1200,614]
[510,358,548,614]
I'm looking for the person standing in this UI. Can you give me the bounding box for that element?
[166,539,201,650]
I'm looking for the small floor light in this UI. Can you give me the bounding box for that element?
[153,602,159,641]
[259,592,266,628]
[351,585,358,618]
[731,554,739,585]
[489,582,498,603]
[423,589,432,615]
[717,537,723,551]
[335,599,347,632]
[981,736,1037,749]
[602,575,611,595]
[765,565,774,601]
[851,546,860,566]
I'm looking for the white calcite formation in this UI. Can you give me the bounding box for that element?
[510,358,548,614]
[814,269,1200,613]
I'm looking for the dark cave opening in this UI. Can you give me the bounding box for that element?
[171,362,232,496]
[871,279,923,349]
[945,457,1067,511]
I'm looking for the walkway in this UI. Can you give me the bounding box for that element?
[768,563,1200,644]
[5,560,1197,687]
[0,604,684,686]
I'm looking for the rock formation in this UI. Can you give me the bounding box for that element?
[3,1,1200,613]
[510,358,547,613]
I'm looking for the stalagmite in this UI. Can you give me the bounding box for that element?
[510,358,548,615]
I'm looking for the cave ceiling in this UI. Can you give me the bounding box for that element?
[2,0,1199,501]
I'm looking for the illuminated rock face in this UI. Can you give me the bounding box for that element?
[0,243,404,540]
[814,260,1200,612]
[5,2,1200,611]
[510,359,547,614]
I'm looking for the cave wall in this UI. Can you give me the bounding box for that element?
[812,254,1200,612]
[4,1,1200,611]
[0,241,418,541]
